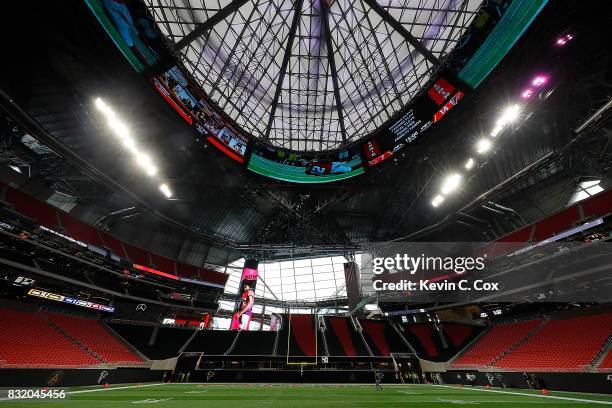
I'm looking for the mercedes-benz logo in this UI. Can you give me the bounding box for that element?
[136,303,147,311]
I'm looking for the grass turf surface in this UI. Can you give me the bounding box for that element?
[1,383,612,407]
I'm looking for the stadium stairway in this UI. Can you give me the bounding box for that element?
[354,318,374,356]
[101,321,150,362]
[493,313,612,371]
[592,335,612,371]
[597,346,612,371]
[225,329,242,354]
[39,312,106,364]
[487,317,549,367]
[42,312,146,366]
[448,325,491,365]
[451,318,545,368]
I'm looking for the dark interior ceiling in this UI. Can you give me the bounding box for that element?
[1,0,612,261]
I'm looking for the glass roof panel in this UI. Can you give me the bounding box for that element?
[146,0,484,151]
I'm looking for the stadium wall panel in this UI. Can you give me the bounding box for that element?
[0,368,164,387]
[441,370,612,394]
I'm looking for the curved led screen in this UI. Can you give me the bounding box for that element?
[248,145,365,184]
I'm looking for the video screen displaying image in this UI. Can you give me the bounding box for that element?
[362,75,465,167]
[85,0,163,72]
[248,144,365,183]
[153,66,249,163]
[230,261,258,331]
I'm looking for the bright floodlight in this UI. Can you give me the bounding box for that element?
[490,125,504,137]
[431,195,445,208]
[496,104,521,127]
[477,139,492,154]
[441,173,462,195]
[145,165,158,177]
[122,136,136,152]
[159,183,172,198]
[94,98,114,117]
[108,119,129,139]
[531,75,548,87]
[465,158,475,170]
[136,153,157,176]
[136,153,152,167]
[8,165,21,173]
[94,98,107,111]
[521,88,535,100]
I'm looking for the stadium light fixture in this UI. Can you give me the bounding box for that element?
[555,33,574,47]
[108,119,129,139]
[441,173,462,195]
[477,138,492,154]
[94,97,110,113]
[521,88,535,100]
[135,153,157,176]
[496,104,521,127]
[122,136,136,152]
[431,195,445,207]
[490,125,504,137]
[159,183,172,198]
[531,75,548,87]
[465,158,475,170]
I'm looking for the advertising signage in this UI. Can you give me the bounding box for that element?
[363,74,465,167]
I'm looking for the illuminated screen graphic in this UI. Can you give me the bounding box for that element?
[84,0,162,72]
[153,66,248,163]
[363,75,465,167]
[248,145,364,183]
[28,288,115,313]
[230,260,258,331]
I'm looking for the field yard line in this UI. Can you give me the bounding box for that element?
[70,383,166,395]
[433,384,612,405]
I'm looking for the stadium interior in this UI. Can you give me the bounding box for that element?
[1,0,612,406]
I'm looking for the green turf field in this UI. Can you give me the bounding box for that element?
[1,383,611,407]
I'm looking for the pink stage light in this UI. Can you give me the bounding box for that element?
[521,88,535,99]
[532,75,548,87]
[556,33,574,47]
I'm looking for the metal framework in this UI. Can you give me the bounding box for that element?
[145,0,484,151]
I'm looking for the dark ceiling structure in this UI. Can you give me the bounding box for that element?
[1,0,611,269]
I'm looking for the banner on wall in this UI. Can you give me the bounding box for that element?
[230,259,259,330]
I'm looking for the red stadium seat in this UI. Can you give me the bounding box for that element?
[452,319,542,367]
[0,308,99,368]
[43,312,145,365]
[598,350,612,371]
[494,314,612,371]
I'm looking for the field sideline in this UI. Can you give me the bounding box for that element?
[1,383,611,407]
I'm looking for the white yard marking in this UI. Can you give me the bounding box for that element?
[437,399,479,405]
[131,397,172,404]
[434,384,612,405]
[69,383,166,395]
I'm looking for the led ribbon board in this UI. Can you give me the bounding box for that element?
[133,264,179,281]
[28,288,115,313]
[362,75,466,167]
[247,145,365,184]
[458,0,549,88]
